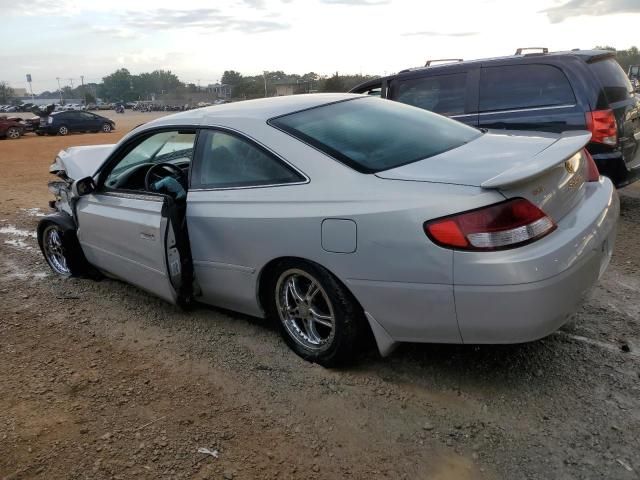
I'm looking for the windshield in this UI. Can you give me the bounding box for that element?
[109,131,194,179]
[269,97,481,173]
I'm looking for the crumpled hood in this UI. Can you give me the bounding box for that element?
[50,144,115,180]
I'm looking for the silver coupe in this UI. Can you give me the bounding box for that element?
[39,94,619,366]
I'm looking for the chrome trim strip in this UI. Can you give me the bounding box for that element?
[189,179,308,192]
[478,104,576,116]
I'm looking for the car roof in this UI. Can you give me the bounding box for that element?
[146,93,361,128]
[351,49,616,89]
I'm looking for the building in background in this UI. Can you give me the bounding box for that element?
[207,83,232,99]
[274,80,311,96]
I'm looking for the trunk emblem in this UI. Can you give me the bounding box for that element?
[564,159,578,174]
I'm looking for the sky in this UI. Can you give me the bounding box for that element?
[1,0,639,93]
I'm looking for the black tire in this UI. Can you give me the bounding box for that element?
[102,123,112,133]
[265,259,365,367]
[57,125,69,136]
[37,217,89,277]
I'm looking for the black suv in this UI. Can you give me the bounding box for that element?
[351,49,640,187]
[38,111,115,136]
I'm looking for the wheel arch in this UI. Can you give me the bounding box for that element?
[256,255,381,354]
[37,212,93,278]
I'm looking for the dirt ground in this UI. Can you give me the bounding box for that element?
[0,112,639,480]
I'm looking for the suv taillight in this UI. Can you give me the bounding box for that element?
[585,109,617,146]
[424,198,556,251]
[583,149,600,182]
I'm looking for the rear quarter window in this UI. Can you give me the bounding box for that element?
[589,58,633,104]
[391,73,467,116]
[479,64,576,112]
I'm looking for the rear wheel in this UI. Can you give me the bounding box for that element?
[102,123,112,133]
[266,260,365,367]
[57,125,69,136]
[6,127,21,139]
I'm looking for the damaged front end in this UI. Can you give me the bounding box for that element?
[48,157,74,216]
[47,144,115,216]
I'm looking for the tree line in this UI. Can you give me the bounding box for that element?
[1,46,640,105]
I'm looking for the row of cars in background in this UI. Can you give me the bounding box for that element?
[351,48,640,188]
[0,105,115,140]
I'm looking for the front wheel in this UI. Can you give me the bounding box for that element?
[268,260,365,367]
[6,127,21,139]
[37,220,88,277]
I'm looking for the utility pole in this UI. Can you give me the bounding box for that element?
[68,78,74,89]
[263,71,268,98]
[80,75,86,105]
[56,77,63,104]
[26,74,34,101]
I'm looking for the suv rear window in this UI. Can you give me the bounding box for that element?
[392,73,467,116]
[479,64,575,112]
[589,58,633,104]
[269,98,481,173]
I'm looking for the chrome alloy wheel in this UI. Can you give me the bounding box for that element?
[276,269,335,351]
[58,125,68,135]
[43,225,71,276]
[102,123,111,132]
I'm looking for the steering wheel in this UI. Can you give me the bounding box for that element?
[144,162,185,192]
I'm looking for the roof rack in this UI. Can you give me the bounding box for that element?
[424,58,463,67]
[515,47,548,55]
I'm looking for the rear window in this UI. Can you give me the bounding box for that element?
[269,97,481,173]
[589,58,633,104]
[479,64,576,112]
[392,73,467,116]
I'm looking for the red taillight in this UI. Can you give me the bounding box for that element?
[583,149,600,182]
[424,198,557,251]
[585,109,617,146]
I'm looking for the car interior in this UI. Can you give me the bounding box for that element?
[104,131,195,200]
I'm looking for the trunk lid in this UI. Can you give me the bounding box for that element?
[376,130,592,221]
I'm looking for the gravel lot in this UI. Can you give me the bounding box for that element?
[0,113,639,479]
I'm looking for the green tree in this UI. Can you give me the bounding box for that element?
[322,72,344,92]
[221,70,243,87]
[101,68,135,102]
[0,81,15,104]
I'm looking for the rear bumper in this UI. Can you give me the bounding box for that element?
[592,151,640,188]
[454,178,619,343]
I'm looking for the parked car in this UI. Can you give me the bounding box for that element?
[351,49,640,188]
[7,116,39,133]
[0,116,24,139]
[38,111,115,135]
[37,94,618,366]
[96,103,112,110]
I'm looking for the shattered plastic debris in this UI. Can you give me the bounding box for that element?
[197,447,219,458]
[616,459,633,472]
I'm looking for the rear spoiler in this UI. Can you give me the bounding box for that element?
[481,131,592,189]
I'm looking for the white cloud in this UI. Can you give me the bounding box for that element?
[542,0,640,23]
